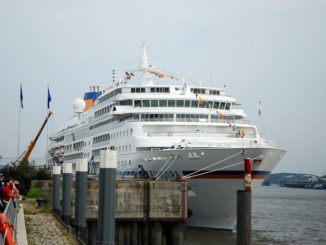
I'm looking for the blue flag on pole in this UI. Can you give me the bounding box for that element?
[20,84,23,109]
[47,88,51,109]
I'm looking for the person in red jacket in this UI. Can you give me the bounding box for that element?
[2,180,15,209]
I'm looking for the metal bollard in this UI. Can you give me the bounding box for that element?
[62,162,72,225]
[236,158,252,245]
[97,150,117,245]
[52,165,61,216]
[75,158,88,242]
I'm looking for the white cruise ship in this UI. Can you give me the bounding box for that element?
[48,44,286,230]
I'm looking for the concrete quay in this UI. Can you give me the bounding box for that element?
[31,179,188,221]
[32,179,188,244]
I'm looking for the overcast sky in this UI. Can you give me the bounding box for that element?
[0,0,325,175]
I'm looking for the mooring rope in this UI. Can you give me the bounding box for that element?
[183,154,264,180]
[182,151,242,179]
[155,156,178,181]
[154,157,172,179]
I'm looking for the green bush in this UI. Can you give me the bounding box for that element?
[27,188,41,198]
[0,161,51,195]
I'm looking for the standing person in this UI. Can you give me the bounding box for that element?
[2,180,15,210]
[13,181,20,198]
[13,181,20,208]
[0,182,4,212]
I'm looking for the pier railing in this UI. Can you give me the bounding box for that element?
[0,199,18,243]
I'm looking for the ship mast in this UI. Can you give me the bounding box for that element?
[139,43,153,86]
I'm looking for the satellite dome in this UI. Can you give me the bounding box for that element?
[73,98,86,113]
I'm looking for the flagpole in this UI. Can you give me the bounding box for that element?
[17,83,22,158]
[46,84,49,169]
[258,101,265,138]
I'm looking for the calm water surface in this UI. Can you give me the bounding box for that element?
[185,186,326,245]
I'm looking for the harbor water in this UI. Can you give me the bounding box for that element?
[185,186,326,245]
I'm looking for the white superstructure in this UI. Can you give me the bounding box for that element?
[48,44,286,230]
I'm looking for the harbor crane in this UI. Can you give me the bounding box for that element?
[19,111,53,164]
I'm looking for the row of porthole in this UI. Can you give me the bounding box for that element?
[117,144,132,153]
[111,129,133,140]
[118,159,132,168]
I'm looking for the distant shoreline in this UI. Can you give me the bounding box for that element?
[263,173,326,190]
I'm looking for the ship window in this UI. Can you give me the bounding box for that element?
[207,101,213,108]
[199,101,205,108]
[199,115,208,122]
[159,100,167,107]
[209,90,220,95]
[141,114,148,121]
[151,100,158,107]
[150,114,159,121]
[136,88,141,93]
[191,114,199,121]
[135,100,142,107]
[130,129,133,135]
[191,100,199,108]
[126,131,128,136]
[129,145,131,151]
[184,100,190,107]
[123,131,125,137]
[164,114,174,121]
[214,102,220,109]
[119,100,132,106]
[142,100,150,107]
[133,114,139,121]
[131,88,136,93]
[164,88,169,93]
[225,103,231,110]
[157,114,164,121]
[151,88,155,92]
[176,100,184,107]
[141,88,145,93]
[211,115,219,122]
[168,100,176,107]
[192,88,206,94]
[220,102,226,109]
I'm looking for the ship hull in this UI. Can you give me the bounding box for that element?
[117,147,286,230]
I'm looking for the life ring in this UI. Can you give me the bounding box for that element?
[0,213,16,245]
[168,132,172,137]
